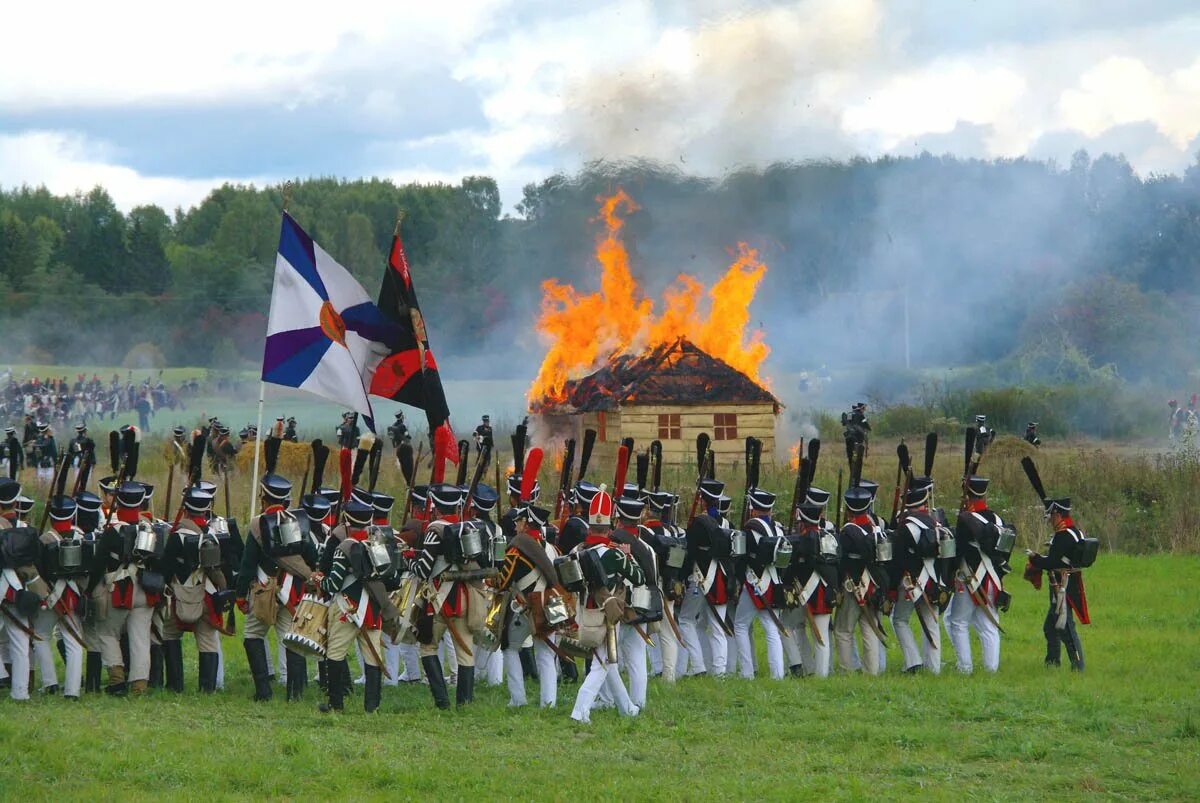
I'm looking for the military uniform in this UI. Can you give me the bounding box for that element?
[947,477,1011,673]
[1027,498,1090,671]
[833,487,889,675]
[1,479,38,699]
[569,488,645,724]
[236,474,317,701]
[466,484,506,689]
[495,503,563,708]
[685,479,737,676]
[892,479,946,674]
[74,491,106,692]
[316,500,392,713]
[735,489,787,680]
[411,484,487,709]
[33,496,87,698]
[641,490,698,681]
[784,501,838,677]
[610,493,658,706]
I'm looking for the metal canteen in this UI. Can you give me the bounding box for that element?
[875,535,894,563]
[209,517,229,536]
[819,532,839,559]
[278,516,303,548]
[937,529,957,559]
[666,544,687,570]
[365,540,392,574]
[459,526,483,560]
[133,523,160,557]
[995,526,1016,554]
[729,531,747,558]
[543,593,569,626]
[630,585,652,612]
[773,537,794,569]
[58,541,83,572]
[554,555,585,592]
[490,533,507,563]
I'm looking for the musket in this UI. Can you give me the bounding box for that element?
[890,440,909,525]
[834,469,844,529]
[37,452,70,535]
[358,623,393,681]
[787,445,806,532]
[299,450,312,504]
[162,461,175,521]
[687,433,711,525]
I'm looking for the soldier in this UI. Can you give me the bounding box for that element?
[96,481,162,695]
[842,402,870,461]
[558,481,597,555]
[473,415,493,454]
[494,502,563,708]
[785,501,838,677]
[569,487,644,724]
[3,426,22,477]
[468,483,506,688]
[235,473,318,702]
[500,474,538,540]
[685,479,736,677]
[892,478,945,674]
[335,412,360,450]
[161,487,227,693]
[166,426,189,469]
[833,487,888,675]
[1026,498,1090,671]
[1,478,40,699]
[313,499,389,713]
[283,416,298,442]
[948,476,1011,674]
[70,423,95,468]
[33,495,88,698]
[74,491,106,693]
[610,492,658,707]
[973,415,995,455]
[736,489,787,680]
[411,484,485,709]
[1024,422,1041,447]
[641,489,698,681]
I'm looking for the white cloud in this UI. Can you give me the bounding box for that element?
[0,131,265,211]
[1058,56,1200,149]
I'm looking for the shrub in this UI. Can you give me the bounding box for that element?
[122,342,166,370]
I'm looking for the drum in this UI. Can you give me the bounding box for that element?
[282,594,329,658]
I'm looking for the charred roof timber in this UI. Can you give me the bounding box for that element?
[533,338,782,414]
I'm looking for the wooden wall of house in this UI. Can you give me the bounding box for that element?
[537,404,777,471]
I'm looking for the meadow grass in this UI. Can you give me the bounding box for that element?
[0,555,1196,801]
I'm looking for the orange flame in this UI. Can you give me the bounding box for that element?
[788,442,801,472]
[529,188,770,405]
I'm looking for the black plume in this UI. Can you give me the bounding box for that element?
[108,430,121,473]
[924,432,938,477]
[368,438,383,492]
[578,429,597,481]
[650,440,663,491]
[511,423,527,475]
[964,427,977,476]
[311,439,329,490]
[188,427,208,485]
[897,441,911,475]
[1021,456,1047,501]
[635,451,649,491]
[398,441,415,486]
[122,427,139,480]
[455,440,470,486]
[621,436,635,457]
[264,435,281,475]
[806,439,821,486]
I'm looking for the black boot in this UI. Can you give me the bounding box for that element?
[163,640,184,693]
[456,665,475,707]
[285,649,307,701]
[519,646,536,680]
[790,664,805,677]
[198,652,218,693]
[422,656,451,710]
[243,639,273,701]
[319,658,347,713]
[317,659,329,691]
[57,638,67,664]
[364,664,382,713]
[85,653,102,693]
[560,655,579,684]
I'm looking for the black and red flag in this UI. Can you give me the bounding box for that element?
[370,225,458,482]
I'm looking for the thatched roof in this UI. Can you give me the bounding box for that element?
[539,338,780,413]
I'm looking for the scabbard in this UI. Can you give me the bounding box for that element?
[802,603,825,647]
[662,599,684,643]
[0,605,41,640]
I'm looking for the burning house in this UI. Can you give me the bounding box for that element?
[527,188,778,467]
[534,337,781,466]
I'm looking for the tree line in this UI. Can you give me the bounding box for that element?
[1,152,1198,389]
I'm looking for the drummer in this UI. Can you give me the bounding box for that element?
[312,499,386,714]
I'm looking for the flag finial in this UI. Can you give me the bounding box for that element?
[394,209,406,236]
[282,180,294,212]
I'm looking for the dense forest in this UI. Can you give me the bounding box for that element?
[1,153,1198,394]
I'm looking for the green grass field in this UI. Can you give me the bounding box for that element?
[1,555,1197,801]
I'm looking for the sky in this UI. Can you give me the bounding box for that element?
[3,0,1200,213]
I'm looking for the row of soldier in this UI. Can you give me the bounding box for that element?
[0,417,1095,719]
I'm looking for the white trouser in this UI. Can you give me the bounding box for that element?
[98,589,153,682]
[797,611,832,678]
[399,642,422,681]
[654,620,679,682]
[504,637,558,707]
[893,596,941,674]
[5,607,32,700]
[383,631,401,686]
[779,607,804,669]
[482,646,504,686]
[704,601,728,676]
[276,636,287,681]
[733,587,783,680]
[570,646,639,723]
[439,631,458,678]
[216,638,225,689]
[34,609,83,695]
[619,623,649,707]
[834,600,882,675]
[677,588,706,676]
[947,589,1000,673]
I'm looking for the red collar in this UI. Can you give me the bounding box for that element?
[1055,517,1075,531]
[439,514,461,525]
[851,514,872,526]
[190,515,210,527]
[966,499,987,513]
[116,508,140,524]
[348,528,368,542]
[263,504,285,514]
[52,520,74,534]
[525,527,544,542]
[585,532,611,546]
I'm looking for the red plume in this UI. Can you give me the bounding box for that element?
[521,448,544,503]
[339,447,353,502]
[613,445,630,494]
[431,422,458,484]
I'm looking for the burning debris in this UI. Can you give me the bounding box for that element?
[528,189,771,407]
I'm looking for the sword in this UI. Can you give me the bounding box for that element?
[702,594,734,637]
[357,624,392,681]
[631,622,654,646]
[53,607,87,649]
[746,582,790,639]
[801,601,825,647]
[0,605,41,641]
[662,598,684,644]
[843,577,888,646]
[902,574,938,648]
[958,570,1005,635]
